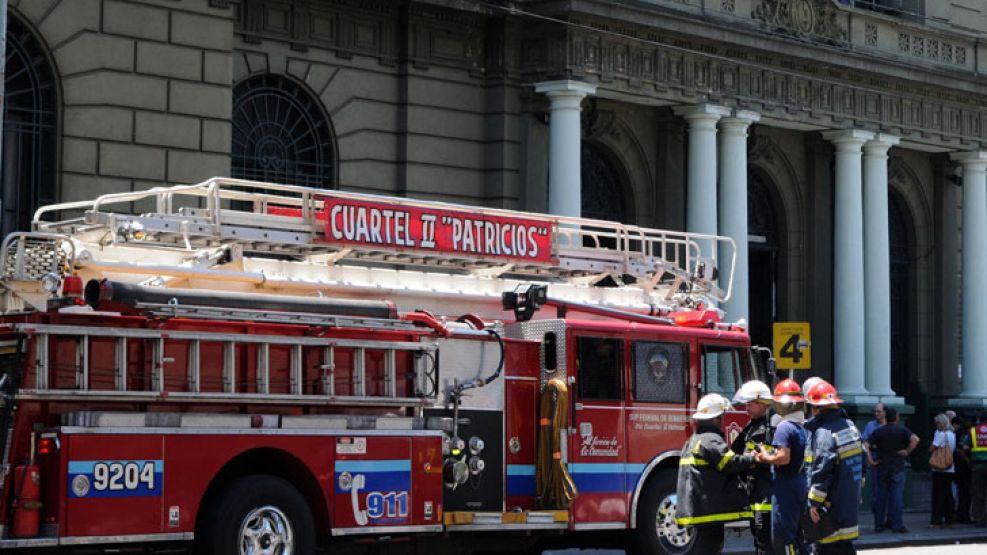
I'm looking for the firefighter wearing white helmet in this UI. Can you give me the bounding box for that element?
[802,376,824,419]
[674,394,757,551]
[731,381,775,555]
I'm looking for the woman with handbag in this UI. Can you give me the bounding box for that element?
[930,413,956,528]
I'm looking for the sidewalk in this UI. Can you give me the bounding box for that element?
[723,511,987,553]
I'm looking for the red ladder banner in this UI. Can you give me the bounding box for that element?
[270,196,557,264]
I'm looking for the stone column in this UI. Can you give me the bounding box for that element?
[952,151,987,403]
[862,134,901,401]
[822,129,874,400]
[718,110,760,323]
[534,81,597,218]
[674,104,731,237]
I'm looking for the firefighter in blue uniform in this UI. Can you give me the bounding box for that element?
[804,380,864,554]
[675,393,757,552]
[755,378,808,555]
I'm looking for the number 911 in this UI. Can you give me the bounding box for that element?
[92,461,155,491]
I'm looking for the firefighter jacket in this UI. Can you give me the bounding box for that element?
[804,408,864,545]
[730,415,773,513]
[675,423,756,526]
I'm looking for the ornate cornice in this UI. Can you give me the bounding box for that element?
[751,0,847,45]
[520,14,987,149]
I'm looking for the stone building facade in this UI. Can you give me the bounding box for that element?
[5,0,987,426]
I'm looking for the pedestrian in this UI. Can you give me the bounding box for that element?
[961,414,987,527]
[755,378,807,555]
[732,379,775,555]
[861,403,886,519]
[804,380,864,554]
[864,407,919,533]
[675,393,757,553]
[953,415,973,523]
[929,413,955,528]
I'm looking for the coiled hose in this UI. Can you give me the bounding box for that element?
[536,377,578,509]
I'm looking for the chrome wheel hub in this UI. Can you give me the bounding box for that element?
[240,505,294,555]
[655,494,692,549]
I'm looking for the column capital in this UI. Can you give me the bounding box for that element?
[863,134,900,155]
[720,111,760,137]
[534,80,597,98]
[951,150,987,171]
[673,103,731,122]
[822,129,875,150]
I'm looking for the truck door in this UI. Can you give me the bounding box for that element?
[699,344,747,446]
[568,334,628,527]
[625,339,691,469]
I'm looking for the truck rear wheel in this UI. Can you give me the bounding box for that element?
[635,471,724,554]
[197,474,315,555]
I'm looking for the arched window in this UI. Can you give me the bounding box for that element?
[231,74,336,188]
[1,15,57,236]
[580,142,628,223]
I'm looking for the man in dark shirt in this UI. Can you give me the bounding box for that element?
[865,408,919,533]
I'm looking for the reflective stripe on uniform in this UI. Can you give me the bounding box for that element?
[838,445,862,460]
[675,511,754,526]
[717,450,736,471]
[808,487,828,503]
[679,456,708,466]
[750,503,772,512]
[818,525,860,544]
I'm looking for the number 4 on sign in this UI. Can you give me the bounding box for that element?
[772,322,811,370]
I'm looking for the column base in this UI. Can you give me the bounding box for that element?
[836,393,881,406]
[947,396,987,409]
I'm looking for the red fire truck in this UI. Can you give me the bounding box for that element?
[0,178,761,553]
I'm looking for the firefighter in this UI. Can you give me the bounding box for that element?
[802,376,823,419]
[966,415,987,526]
[675,393,757,553]
[804,380,864,554]
[755,378,807,555]
[732,380,775,555]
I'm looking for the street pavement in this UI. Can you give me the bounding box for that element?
[722,509,987,554]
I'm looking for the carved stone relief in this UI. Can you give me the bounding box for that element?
[752,0,848,44]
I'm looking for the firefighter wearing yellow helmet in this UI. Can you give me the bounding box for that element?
[674,393,757,552]
[731,380,775,555]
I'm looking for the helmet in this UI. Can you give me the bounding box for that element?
[805,380,843,407]
[733,380,773,405]
[802,376,823,397]
[773,378,804,403]
[694,393,732,420]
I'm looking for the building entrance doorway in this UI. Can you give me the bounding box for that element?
[747,172,780,353]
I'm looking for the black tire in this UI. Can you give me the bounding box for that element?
[196,474,315,555]
[634,470,724,555]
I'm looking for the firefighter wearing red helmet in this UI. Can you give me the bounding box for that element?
[731,380,775,555]
[804,380,864,554]
[755,378,808,555]
[674,394,757,552]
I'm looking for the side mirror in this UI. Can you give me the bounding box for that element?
[749,346,775,383]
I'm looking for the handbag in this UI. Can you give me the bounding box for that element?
[929,443,953,470]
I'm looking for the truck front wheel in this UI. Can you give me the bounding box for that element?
[634,471,724,554]
[197,474,315,555]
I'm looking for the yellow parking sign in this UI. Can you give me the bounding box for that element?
[773,322,811,370]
